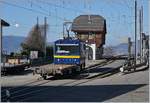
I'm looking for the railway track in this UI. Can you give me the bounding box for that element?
[18,66,121,102]
[1,77,43,93]
[1,60,110,93]
[1,79,55,102]
[2,59,120,102]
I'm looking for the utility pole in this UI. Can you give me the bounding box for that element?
[0,19,2,64]
[44,17,47,58]
[0,19,9,75]
[134,0,137,69]
[139,7,141,63]
[128,37,132,60]
[145,35,149,66]
[63,22,64,38]
[142,33,149,65]
[141,6,144,62]
[37,17,39,28]
[128,37,132,67]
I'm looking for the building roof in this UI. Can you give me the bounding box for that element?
[1,19,10,26]
[71,15,106,33]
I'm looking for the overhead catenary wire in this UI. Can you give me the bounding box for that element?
[105,0,136,39]
[1,0,146,45]
[36,0,84,14]
[28,0,50,13]
[28,0,62,22]
[0,0,65,39]
[0,0,66,21]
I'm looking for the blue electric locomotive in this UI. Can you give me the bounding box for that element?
[54,38,86,69]
[37,38,86,79]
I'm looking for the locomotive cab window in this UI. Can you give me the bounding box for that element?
[55,44,79,55]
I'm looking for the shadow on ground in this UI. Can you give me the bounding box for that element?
[2,69,33,76]
[1,84,147,102]
[86,67,115,73]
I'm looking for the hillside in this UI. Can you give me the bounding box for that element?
[2,36,54,54]
[2,36,25,54]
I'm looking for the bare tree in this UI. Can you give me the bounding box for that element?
[21,24,48,56]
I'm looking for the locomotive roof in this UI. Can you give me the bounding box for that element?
[71,15,106,33]
[55,38,81,44]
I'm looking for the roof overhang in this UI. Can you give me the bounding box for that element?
[71,15,106,33]
[1,19,10,26]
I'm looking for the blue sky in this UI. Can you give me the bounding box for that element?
[0,0,149,46]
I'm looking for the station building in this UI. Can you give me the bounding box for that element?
[71,15,107,60]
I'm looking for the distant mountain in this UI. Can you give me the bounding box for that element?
[47,42,54,46]
[2,36,25,54]
[2,36,54,54]
[104,41,140,56]
[3,35,141,56]
[113,43,129,55]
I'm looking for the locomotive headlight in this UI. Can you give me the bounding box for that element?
[57,59,60,62]
[120,67,124,72]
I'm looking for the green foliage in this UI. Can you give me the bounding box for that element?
[10,52,22,57]
[10,52,14,57]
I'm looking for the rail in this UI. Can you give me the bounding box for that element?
[2,59,120,102]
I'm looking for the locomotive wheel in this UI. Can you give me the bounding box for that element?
[42,75,47,80]
[68,69,72,74]
[74,66,81,74]
[80,64,83,70]
[80,64,85,71]
[83,63,86,69]
[41,73,47,80]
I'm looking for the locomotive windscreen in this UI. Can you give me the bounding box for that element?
[55,44,79,55]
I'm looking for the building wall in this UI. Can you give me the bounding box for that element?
[8,59,20,64]
[96,47,104,59]
[76,33,105,48]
